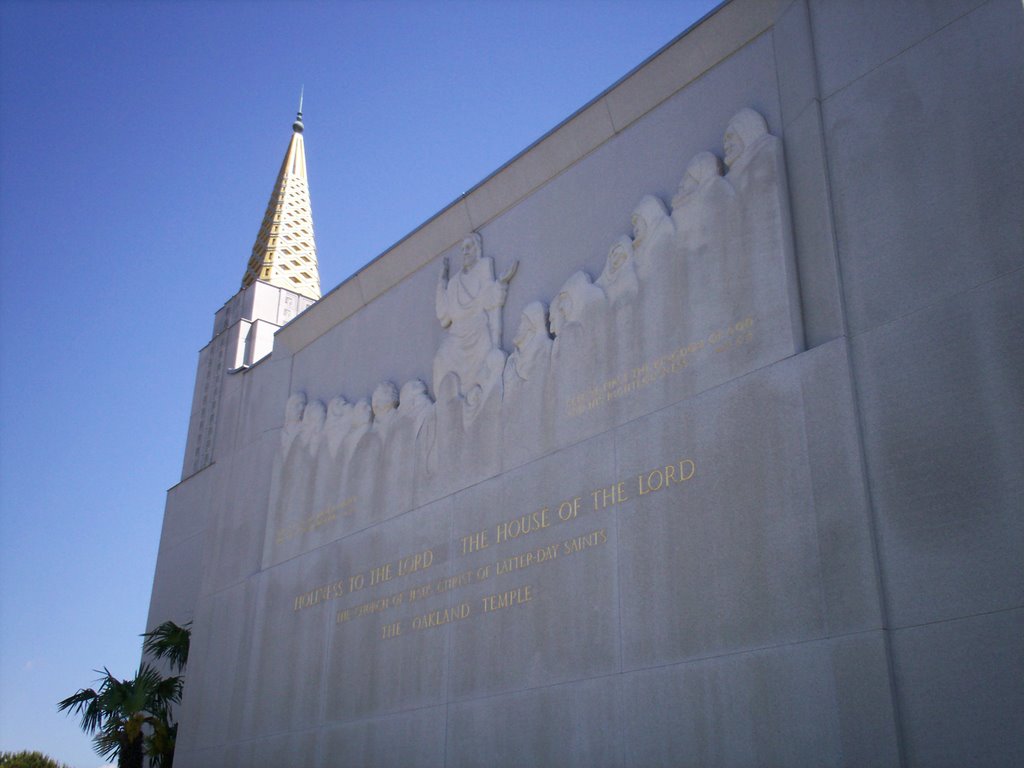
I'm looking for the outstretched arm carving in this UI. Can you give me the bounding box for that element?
[436,256,452,328]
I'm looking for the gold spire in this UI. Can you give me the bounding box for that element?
[241,105,321,300]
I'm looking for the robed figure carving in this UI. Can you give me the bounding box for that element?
[433,233,517,399]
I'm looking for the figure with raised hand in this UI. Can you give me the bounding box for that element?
[433,233,517,398]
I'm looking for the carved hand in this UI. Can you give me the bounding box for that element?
[499,260,519,285]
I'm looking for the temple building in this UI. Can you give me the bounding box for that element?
[147,1,1023,765]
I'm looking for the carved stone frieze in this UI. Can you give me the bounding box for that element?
[264,108,801,563]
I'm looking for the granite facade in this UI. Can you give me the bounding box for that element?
[147,1,1024,765]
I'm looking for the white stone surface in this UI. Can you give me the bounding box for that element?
[620,633,900,767]
[822,0,1024,334]
[891,608,1024,767]
[853,271,1024,627]
[156,3,1024,765]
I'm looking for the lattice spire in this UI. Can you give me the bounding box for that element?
[241,103,321,300]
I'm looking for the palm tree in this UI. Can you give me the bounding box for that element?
[139,619,191,768]
[141,620,191,673]
[57,664,182,768]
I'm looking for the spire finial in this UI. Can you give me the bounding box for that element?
[293,86,304,133]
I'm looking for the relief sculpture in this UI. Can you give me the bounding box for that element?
[432,233,518,401]
[264,108,800,562]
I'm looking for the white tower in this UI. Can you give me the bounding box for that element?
[181,106,321,478]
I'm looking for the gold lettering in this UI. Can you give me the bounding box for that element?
[297,456,695,618]
[637,459,695,497]
[397,548,434,577]
[460,528,489,555]
[408,583,433,602]
[274,496,358,544]
[410,602,471,632]
[369,562,393,586]
[566,319,755,415]
[292,578,346,612]
[557,496,582,521]
[647,468,664,492]
[562,528,608,556]
[436,570,474,593]
[381,620,402,640]
[480,585,533,613]
[354,596,390,617]
[495,507,550,544]
[591,481,629,511]
[679,458,696,481]
[495,543,559,576]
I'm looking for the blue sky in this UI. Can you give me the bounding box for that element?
[0,1,718,764]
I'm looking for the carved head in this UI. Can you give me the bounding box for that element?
[550,271,596,336]
[606,236,633,276]
[371,381,399,420]
[351,399,373,429]
[514,301,548,351]
[724,108,768,169]
[398,379,432,414]
[631,195,669,247]
[284,392,307,425]
[301,399,326,433]
[676,151,723,200]
[460,233,483,271]
[550,290,573,337]
[327,395,351,422]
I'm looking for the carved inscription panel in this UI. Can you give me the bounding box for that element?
[262,108,800,569]
[284,451,698,713]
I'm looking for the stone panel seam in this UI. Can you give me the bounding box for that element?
[800,0,824,113]
[773,0,798,22]
[889,604,1024,634]
[768,27,812,353]
[445,668,625,708]
[774,0,850,352]
[317,700,445,730]
[315,565,332,754]
[617,626,889,675]
[800,96,850,344]
[812,0,993,102]
[612,427,625,678]
[207,725,323,757]
[841,330,909,766]
[846,265,1024,342]
[780,92,819,133]
[440,628,889,711]
[601,97,617,136]
[793,358,833,637]
[443,496,454,768]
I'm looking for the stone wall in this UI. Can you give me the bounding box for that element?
[147,1,1024,765]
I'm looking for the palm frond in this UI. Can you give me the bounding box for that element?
[57,686,103,732]
[142,621,191,672]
